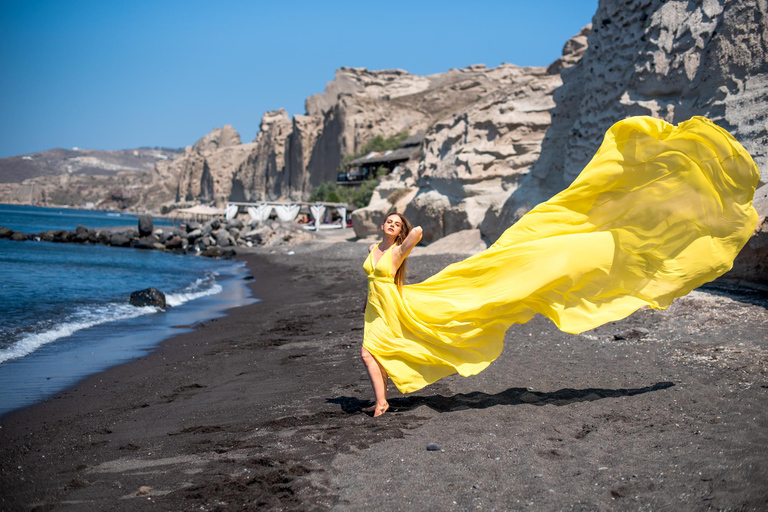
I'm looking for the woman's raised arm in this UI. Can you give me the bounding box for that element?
[393,226,422,267]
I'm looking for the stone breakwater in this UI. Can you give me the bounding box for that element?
[0,216,317,259]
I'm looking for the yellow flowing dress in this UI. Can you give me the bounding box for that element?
[363,116,760,394]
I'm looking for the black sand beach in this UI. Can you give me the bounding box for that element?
[1,241,767,510]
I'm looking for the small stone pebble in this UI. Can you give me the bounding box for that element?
[426,442,441,451]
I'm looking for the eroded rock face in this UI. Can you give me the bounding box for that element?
[362,30,590,242]
[485,0,768,241]
[230,110,294,202]
[233,64,562,206]
[175,125,250,206]
[351,168,419,238]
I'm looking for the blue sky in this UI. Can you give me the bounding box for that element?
[0,0,598,158]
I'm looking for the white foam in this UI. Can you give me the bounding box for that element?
[0,272,224,364]
[166,283,222,307]
[0,303,155,364]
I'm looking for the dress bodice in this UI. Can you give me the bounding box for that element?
[364,245,395,284]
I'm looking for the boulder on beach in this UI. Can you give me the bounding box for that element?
[138,214,154,237]
[186,228,203,241]
[129,287,166,308]
[226,219,244,230]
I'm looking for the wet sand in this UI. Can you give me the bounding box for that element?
[1,241,767,510]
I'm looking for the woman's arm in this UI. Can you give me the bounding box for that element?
[392,226,423,269]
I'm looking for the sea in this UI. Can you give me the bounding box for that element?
[0,204,256,417]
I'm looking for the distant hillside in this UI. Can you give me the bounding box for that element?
[0,147,184,184]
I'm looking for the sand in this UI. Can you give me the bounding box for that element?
[1,239,767,511]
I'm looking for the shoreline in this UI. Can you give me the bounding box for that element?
[0,257,254,418]
[1,242,767,510]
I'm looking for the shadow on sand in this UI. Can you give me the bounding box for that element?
[328,381,674,414]
[700,282,768,308]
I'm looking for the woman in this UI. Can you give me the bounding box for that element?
[360,116,759,417]
[361,213,422,417]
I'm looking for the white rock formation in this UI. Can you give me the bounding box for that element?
[174,125,251,206]
[486,0,768,241]
[353,31,591,241]
[412,229,488,256]
[230,110,293,202]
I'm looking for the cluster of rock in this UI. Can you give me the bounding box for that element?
[0,214,316,258]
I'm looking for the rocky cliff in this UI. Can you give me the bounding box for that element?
[352,27,590,240]
[0,147,182,210]
[2,0,765,266]
[173,124,252,206]
[484,0,768,240]
[358,0,767,247]
[226,64,554,205]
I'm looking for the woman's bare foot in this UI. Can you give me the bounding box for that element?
[362,402,389,417]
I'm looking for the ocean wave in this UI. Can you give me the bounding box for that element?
[166,283,223,307]
[0,303,156,364]
[0,271,223,364]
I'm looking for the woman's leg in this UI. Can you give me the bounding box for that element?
[361,346,389,417]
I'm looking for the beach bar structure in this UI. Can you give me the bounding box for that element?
[225,201,350,229]
[337,133,423,185]
[171,204,227,223]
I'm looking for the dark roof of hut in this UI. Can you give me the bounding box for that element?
[346,132,424,167]
[347,146,419,167]
[401,132,425,147]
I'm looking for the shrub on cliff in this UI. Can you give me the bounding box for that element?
[309,180,378,209]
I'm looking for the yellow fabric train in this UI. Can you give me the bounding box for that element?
[363,116,760,393]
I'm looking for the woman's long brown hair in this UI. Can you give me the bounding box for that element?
[387,212,412,291]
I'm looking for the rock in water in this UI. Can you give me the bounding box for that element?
[109,233,131,247]
[164,235,183,249]
[129,288,166,308]
[138,214,154,237]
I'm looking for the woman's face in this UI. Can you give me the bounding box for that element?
[382,215,403,238]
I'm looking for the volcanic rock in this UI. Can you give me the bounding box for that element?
[129,288,166,308]
[138,215,153,237]
[109,233,131,247]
